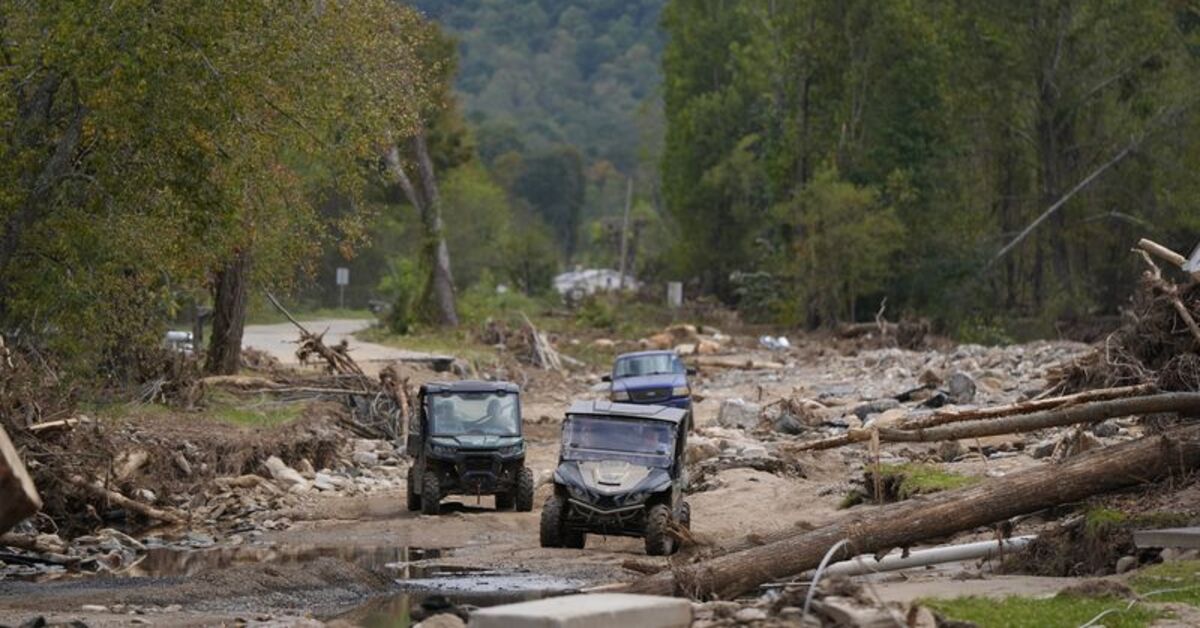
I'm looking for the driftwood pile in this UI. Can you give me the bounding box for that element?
[201,294,412,441]
[478,313,578,371]
[1050,238,1200,393]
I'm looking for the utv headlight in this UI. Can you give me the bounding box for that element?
[430,444,456,457]
[611,389,630,401]
[498,443,524,456]
[672,386,690,397]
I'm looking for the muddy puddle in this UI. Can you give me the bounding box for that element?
[117,544,580,625]
[124,544,450,579]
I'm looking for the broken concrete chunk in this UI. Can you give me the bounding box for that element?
[717,399,762,430]
[470,593,691,628]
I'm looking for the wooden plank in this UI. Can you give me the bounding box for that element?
[0,424,41,536]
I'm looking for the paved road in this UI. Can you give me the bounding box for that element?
[242,318,450,370]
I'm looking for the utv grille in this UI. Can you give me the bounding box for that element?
[630,387,672,402]
[463,457,493,473]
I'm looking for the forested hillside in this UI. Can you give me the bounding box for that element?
[662,1,1200,333]
[412,0,664,172]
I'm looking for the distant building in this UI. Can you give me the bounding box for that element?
[553,268,640,301]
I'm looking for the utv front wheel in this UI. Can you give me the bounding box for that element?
[420,473,441,516]
[406,471,422,511]
[644,503,675,556]
[515,467,535,512]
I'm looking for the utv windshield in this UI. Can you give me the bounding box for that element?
[562,415,675,468]
[429,392,520,436]
[613,354,685,379]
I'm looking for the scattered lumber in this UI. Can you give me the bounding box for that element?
[68,476,184,526]
[0,424,42,536]
[625,422,1200,599]
[794,392,1200,451]
[694,356,784,370]
[27,416,90,434]
[897,384,1158,430]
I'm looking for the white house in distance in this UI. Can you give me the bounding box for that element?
[553,268,640,300]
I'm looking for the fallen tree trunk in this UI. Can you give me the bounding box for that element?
[624,422,1200,599]
[897,384,1159,430]
[878,392,1200,443]
[796,392,1200,451]
[0,424,41,536]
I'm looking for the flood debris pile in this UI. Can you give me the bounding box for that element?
[1051,238,1200,394]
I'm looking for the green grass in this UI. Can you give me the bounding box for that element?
[1131,560,1200,607]
[1085,507,1128,533]
[879,462,981,499]
[924,595,1162,628]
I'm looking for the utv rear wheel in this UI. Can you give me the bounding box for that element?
[406,471,421,511]
[495,491,514,510]
[515,467,535,512]
[420,473,441,516]
[644,503,675,556]
[539,494,567,547]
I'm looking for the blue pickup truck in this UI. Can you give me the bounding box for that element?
[602,350,695,411]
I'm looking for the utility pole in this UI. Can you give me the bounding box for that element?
[617,176,633,290]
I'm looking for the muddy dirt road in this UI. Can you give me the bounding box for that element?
[0,333,1119,626]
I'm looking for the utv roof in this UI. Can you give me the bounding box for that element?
[421,380,520,394]
[566,400,687,424]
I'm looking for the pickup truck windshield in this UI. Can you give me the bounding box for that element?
[429,392,519,436]
[613,354,685,378]
[562,415,675,467]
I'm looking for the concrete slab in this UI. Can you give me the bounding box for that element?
[468,593,691,628]
[1134,527,1200,549]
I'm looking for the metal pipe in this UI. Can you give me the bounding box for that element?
[821,535,1036,578]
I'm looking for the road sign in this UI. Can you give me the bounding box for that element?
[336,267,349,286]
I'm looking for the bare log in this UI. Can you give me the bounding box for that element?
[0,425,41,536]
[794,392,1200,451]
[68,476,185,525]
[625,423,1200,598]
[897,384,1159,430]
[0,532,66,554]
[878,392,1200,443]
[1138,238,1187,270]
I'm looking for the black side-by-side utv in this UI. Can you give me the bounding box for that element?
[405,380,534,515]
[539,400,690,555]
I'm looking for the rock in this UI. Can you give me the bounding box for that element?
[919,369,944,387]
[946,371,977,404]
[738,445,768,459]
[81,604,109,612]
[1115,555,1138,574]
[1090,421,1120,438]
[263,456,308,490]
[866,408,907,429]
[686,438,720,465]
[704,601,742,619]
[1030,438,1058,459]
[592,338,615,349]
[296,458,316,475]
[852,398,900,420]
[134,488,157,503]
[938,440,965,462]
[733,607,767,623]
[717,399,762,430]
[352,451,380,468]
[772,413,809,435]
[416,613,466,628]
